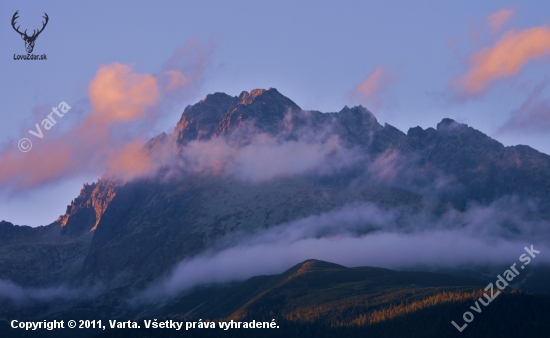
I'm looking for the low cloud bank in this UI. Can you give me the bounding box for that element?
[0,280,103,304]
[139,198,550,302]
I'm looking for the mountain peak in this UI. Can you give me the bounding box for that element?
[286,259,348,276]
[235,88,298,108]
[174,88,301,143]
[436,118,465,132]
[238,88,273,105]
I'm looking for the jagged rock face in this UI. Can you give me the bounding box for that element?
[174,88,302,143]
[173,88,409,159]
[174,92,237,143]
[57,180,118,236]
[407,118,550,208]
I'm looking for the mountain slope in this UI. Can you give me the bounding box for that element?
[79,177,422,289]
[155,259,487,321]
[90,260,550,338]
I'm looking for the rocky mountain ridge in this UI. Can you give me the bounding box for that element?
[1,88,550,291]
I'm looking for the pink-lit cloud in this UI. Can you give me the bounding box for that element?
[452,26,550,97]
[162,70,191,92]
[0,63,160,190]
[104,141,155,180]
[349,66,395,109]
[487,9,515,32]
[88,63,159,124]
[0,40,213,192]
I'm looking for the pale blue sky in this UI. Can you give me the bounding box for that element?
[1,1,550,226]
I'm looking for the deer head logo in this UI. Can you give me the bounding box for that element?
[11,11,49,54]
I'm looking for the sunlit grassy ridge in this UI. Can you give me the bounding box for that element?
[93,260,550,338]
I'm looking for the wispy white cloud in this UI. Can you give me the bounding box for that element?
[498,80,550,134]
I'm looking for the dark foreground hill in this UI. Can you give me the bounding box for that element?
[2,260,549,338]
[99,259,549,338]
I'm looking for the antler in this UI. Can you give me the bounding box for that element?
[11,10,26,36]
[30,13,49,38]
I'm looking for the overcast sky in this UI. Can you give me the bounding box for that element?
[1,1,550,226]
